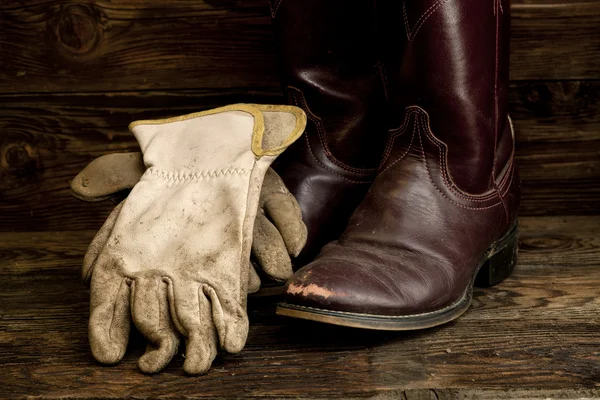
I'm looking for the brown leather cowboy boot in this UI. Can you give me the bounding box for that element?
[269,0,388,266]
[277,0,521,329]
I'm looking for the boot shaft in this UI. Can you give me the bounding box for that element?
[269,0,390,262]
[270,0,388,169]
[379,0,512,193]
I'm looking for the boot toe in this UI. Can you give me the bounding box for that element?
[282,244,464,317]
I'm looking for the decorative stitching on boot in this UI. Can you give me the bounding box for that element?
[411,107,499,202]
[492,117,517,224]
[499,162,514,196]
[404,0,452,42]
[493,3,510,225]
[402,1,412,41]
[379,109,411,168]
[498,160,513,196]
[376,61,390,101]
[286,87,374,183]
[303,134,371,184]
[269,0,283,18]
[416,110,497,201]
[493,0,504,15]
[416,114,502,211]
[379,118,415,175]
[287,86,377,176]
[497,116,516,193]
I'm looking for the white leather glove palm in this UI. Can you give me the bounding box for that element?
[72,153,307,292]
[82,104,305,374]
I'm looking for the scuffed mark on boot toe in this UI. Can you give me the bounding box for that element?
[286,282,346,299]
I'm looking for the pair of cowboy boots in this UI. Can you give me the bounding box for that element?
[271,0,520,329]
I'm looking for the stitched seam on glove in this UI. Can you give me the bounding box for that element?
[144,167,251,182]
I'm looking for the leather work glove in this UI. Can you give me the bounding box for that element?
[72,152,307,292]
[80,104,306,374]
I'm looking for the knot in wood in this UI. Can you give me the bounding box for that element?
[0,140,39,182]
[5,145,31,168]
[519,83,554,117]
[519,235,573,252]
[54,4,102,55]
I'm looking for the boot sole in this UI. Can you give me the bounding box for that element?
[276,223,518,331]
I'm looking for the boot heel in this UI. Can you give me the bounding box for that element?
[475,225,518,287]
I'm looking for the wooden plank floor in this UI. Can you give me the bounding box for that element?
[1,216,599,399]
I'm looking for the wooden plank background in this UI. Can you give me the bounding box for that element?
[1,0,600,232]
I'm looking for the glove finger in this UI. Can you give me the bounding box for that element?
[251,213,293,282]
[168,280,218,375]
[130,277,179,374]
[88,274,131,365]
[260,168,307,257]
[83,201,125,285]
[247,261,261,294]
[203,285,249,354]
[71,152,145,202]
[263,195,307,258]
[184,294,220,375]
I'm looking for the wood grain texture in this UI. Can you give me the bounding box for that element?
[0,1,598,398]
[1,80,599,231]
[1,0,599,95]
[511,0,600,80]
[0,216,599,398]
[511,81,600,215]
[401,388,600,400]
[0,0,279,94]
